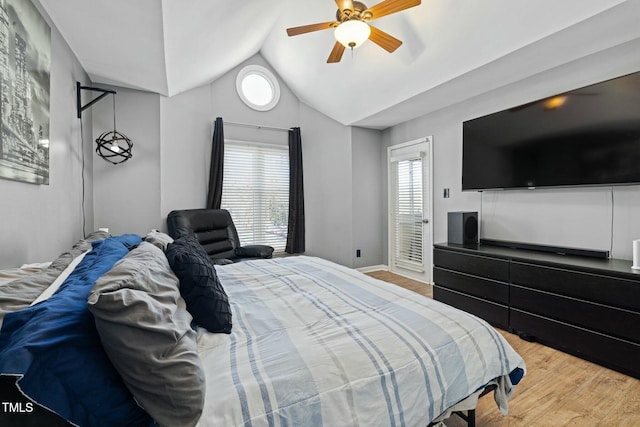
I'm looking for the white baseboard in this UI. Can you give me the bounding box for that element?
[356,265,433,285]
[388,270,433,285]
[356,264,389,273]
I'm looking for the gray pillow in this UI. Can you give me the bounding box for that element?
[88,242,205,427]
[144,229,174,251]
[0,231,108,325]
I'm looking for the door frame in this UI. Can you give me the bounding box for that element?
[387,136,434,284]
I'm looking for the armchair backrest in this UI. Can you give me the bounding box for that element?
[167,209,240,260]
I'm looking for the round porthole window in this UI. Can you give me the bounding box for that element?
[236,65,280,111]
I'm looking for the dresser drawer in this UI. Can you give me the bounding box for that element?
[511,285,640,343]
[433,267,508,305]
[510,309,640,379]
[433,285,509,329]
[511,261,640,312]
[433,249,509,282]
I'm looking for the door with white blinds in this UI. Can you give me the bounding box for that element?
[221,141,289,253]
[388,137,432,283]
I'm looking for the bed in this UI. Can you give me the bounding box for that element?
[0,232,525,427]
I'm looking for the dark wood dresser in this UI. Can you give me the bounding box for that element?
[433,242,640,379]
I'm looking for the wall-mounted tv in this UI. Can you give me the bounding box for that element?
[462,71,640,191]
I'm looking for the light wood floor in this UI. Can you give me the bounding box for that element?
[365,271,640,426]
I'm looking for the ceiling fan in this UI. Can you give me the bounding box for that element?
[286,0,421,63]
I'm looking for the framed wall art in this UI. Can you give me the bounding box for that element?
[0,0,51,185]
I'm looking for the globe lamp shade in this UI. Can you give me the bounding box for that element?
[334,20,371,48]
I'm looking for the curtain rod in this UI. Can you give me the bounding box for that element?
[225,120,291,132]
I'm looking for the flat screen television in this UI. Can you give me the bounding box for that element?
[462,71,640,191]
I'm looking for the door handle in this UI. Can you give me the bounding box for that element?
[422,219,429,224]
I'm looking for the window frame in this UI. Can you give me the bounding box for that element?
[235,65,281,112]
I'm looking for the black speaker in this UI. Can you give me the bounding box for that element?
[447,211,478,245]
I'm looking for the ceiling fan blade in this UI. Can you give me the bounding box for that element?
[327,42,346,63]
[365,0,421,21]
[368,25,402,52]
[287,22,337,37]
[335,0,355,13]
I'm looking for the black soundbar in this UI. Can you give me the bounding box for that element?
[479,238,610,259]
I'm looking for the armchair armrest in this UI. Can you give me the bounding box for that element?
[234,245,274,259]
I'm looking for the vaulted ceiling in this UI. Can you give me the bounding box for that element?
[40,0,640,129]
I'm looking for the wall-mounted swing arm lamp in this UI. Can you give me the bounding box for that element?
[76,82,133,165]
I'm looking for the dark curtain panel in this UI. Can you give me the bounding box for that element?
[286,127,305,254]
[206,117,224,209]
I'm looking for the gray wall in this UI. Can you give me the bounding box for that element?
[6,13,637,270]
[91,53,385,268]
[298,103,353,265]
[92,86,162,235]
[351,127,384,268]
[0,1,92,268]
[383,38,640,261]
[159,54,299,216]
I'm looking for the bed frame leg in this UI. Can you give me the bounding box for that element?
[427,408,475,427]
[450,409,475,427]
[468,409,475,427]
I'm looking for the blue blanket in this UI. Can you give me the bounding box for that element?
[0,235,152,427]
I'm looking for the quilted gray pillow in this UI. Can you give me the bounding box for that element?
[88,242,205,427]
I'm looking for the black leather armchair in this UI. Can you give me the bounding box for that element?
[166,209,274,264]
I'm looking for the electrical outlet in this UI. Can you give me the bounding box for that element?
[356,249,361,258]
[443,188,450,198]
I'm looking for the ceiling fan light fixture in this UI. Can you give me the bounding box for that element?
[334,20,370,49]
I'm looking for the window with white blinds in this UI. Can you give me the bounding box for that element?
[221,142,289,253]
[390,156,424,271]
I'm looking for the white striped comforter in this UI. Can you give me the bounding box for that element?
[196,256,525,427]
